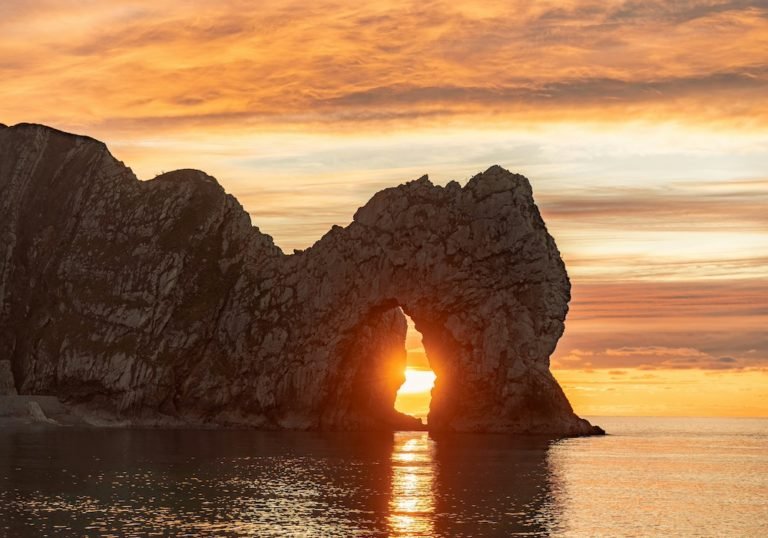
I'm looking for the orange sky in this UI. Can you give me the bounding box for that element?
[2,0,766,416]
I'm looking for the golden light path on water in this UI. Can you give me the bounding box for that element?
[389,433,436,537]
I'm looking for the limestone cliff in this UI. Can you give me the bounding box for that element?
[0,123,602,435]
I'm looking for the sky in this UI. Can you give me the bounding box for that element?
[1,0,766,416]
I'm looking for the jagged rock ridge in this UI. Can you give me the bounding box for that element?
[0,123,602,435]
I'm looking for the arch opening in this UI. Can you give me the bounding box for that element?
[393,310,436,426]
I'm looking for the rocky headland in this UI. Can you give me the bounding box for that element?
[0,123,603,436]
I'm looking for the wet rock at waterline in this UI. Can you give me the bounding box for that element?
[0,123,603,436]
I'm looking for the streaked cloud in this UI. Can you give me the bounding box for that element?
[555,345,760,370]
[540,180,768,232]
[552,278,768,373]
[2,0,768,131]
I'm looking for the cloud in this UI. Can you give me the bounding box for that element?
[317,67,768,118]
[566,279,768,322]
[2,0,768,131]
[550,277,768,371]
[553,345,762,370]
[539,180,768,232]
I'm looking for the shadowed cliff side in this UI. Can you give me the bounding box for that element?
[0,123,602,436]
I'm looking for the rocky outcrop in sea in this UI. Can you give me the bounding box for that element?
[0,123,602,435]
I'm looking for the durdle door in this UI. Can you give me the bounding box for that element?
[0,123,602,436]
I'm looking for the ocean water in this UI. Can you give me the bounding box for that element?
[0,417,766,537]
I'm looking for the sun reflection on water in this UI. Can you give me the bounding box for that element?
[388,433,436,537]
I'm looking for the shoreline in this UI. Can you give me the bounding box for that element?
[0,395,605,437]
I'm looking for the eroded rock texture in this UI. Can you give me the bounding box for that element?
[0,360,17,396]
[0,123,601,435]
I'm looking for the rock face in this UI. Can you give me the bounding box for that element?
[0,360,17,396]
[0,123,602,435]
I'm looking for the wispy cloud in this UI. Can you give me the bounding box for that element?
[2,0,768,130]
[540,180,768,232]
[551,278,768,371]
[556,345,757,370]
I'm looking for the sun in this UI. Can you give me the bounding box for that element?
[398,368,436,395]
[394,367,436,420]
[393,312,436,420]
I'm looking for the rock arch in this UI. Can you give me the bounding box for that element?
[0,124,601,436]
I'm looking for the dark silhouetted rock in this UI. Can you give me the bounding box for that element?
[0,360,16,395]
[0,123,602,436]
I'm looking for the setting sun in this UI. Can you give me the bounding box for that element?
[398,368,436,395]
[394,368,435,420]
[394,314,436,420]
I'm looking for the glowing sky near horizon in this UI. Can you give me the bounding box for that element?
[1,0,766,416]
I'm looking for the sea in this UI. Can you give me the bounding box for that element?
[0,417,766,537]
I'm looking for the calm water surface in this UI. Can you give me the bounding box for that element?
[1,417,766,536]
